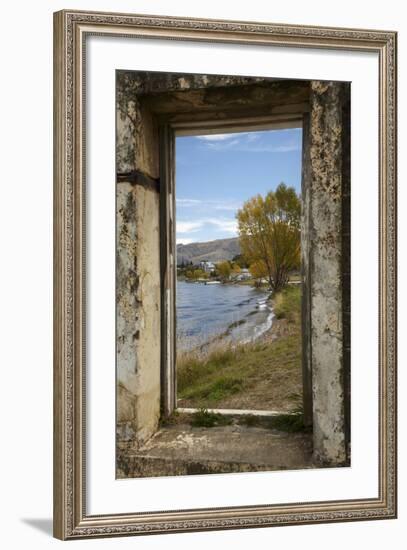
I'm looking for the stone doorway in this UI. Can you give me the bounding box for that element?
[116,70,350,477]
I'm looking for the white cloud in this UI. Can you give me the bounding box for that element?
[176,217,238,238]
[176,238,194,245]
[206,140,300,153]
[176,220,204,233]
[176,198,203,206]
[206,218,238,234]
[196,134,238,141]
[176,197,240,212]
[195,130,301,153]
[212,203,240,212]
[205,139,240,151]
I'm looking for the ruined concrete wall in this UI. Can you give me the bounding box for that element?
[341,84,351,458]
[116,73,161,445]
[308,81,349,465]
[116,181,139,441]
[117,76,160,178]
[301,113,313,427]
[116,180,161,445]
[117,71,268,98]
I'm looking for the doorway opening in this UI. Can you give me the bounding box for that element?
[174,127,304,423]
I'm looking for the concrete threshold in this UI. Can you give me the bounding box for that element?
[117,423,314,479]
[177,407,295,417]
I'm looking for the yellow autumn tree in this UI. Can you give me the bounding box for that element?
[237,183,301,292]
[249,259,268,287]
[216,261,232,282]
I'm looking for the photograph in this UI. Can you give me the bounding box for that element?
[52,8,396,539]
[115,70,351,478]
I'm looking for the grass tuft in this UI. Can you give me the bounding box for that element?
[237,411,309,433]
[269,412,307,433]
[190,408,233,428]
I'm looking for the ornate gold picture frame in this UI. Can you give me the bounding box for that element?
[53,9,397,540]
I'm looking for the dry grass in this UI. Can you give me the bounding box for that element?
[272,285,301,324]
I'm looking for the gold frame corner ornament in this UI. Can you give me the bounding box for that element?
[53,9,397,540]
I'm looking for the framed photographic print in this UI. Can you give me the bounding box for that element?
[53,9,397,540]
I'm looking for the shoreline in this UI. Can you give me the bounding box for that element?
[177,281,301,355]
[206,293,293,350]
[178,294,275,356]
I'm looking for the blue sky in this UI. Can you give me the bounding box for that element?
[175,128,302,244]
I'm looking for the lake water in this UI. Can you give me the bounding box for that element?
[176,280,273,351]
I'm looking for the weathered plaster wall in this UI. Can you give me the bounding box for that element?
[116,180,139,441]
[116,178,161,445]
[308,81,349,465]
[116,73,161,445]
[341,85,351,455]
[301,113,313,427]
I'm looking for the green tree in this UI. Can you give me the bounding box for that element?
[237,183,301,292]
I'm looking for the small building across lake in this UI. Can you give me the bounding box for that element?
[199,261,216,273]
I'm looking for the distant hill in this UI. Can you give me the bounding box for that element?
[176,237,240,265]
